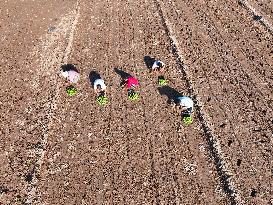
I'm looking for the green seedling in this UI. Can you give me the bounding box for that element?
[158,78,167,86]
[128,90,139,101]
[183,115,193,125]
[158,76,167,86]
[66,86,77,96]
[97,95,108,105]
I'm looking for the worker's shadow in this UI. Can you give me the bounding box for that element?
[114,67,132,87]
[60,64,79,72]
[144,56,156,71]
[89,71,101,87]
[158,86,182,104]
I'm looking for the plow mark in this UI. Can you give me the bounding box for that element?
[238,0,273,34]
[25,1,80,204]
[154,0,242,204]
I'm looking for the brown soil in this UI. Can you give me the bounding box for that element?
[0,0,272,204]
[247,0,273,22]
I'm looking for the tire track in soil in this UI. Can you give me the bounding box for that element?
[247,0,273,21]
[137,2,188,204]
[176,2,272,203]
[200,0,273,94]
[159,0,272,203]
[125,0,230,204]
[238,0,273,34]
[38,0,113,204]
[154,0,240,204]
[24,1,80,204]
[38,1,118,204]
[174,0,270,175]
[177,0,272,202]
[0,1,78,203]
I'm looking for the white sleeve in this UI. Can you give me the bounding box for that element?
[161,61,165,67]
[152,61,158,69]
[61,71,69,78]
[101,81,107,90]
[94,79,106,90]
[93,79,99,89]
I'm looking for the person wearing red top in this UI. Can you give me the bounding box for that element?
[126,76,139,89]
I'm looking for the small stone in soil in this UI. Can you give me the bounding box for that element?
[253,15,262,21]
[253,127,262,132]
[219,123,226,128]
[0,186,9,194]
[227,140,233,146]
[237,159,242,166]
[250,189,257,197]
[25,174,33,182]
[48,26,56,32]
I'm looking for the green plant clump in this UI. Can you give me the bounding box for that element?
[183,115,193,125]
[66,86,77,96]
[158,78,168,86]
[128,90,139,101]
[97,95,108,105]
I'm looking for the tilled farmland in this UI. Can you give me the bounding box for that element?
[0,0,272,204]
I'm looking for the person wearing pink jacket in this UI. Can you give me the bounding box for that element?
[60,69,80,83]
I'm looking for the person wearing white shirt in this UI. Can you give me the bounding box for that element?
[93,78,107,95]
[151,60,165,72]
[173,96,194,115]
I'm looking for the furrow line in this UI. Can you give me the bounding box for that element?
[25,1,81,204]
[154,0,241,204]
[238,0,273,34]
[62,0,80,64]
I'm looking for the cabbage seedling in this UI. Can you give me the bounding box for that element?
[66,86,77,96]
[128,90,139,101]
[97,95,108,105]
[158,76,167,86]
[183,115,193,125]
[158,78,167,86]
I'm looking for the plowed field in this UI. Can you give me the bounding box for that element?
[0,0,272,204]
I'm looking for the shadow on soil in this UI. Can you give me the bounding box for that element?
[158,86,182,104]
[60,64,78,72]
[144,56,156,70]
[114,67,132,87]
[114,67,132,79]
[89,71,101,87]
[158,75,166,81]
